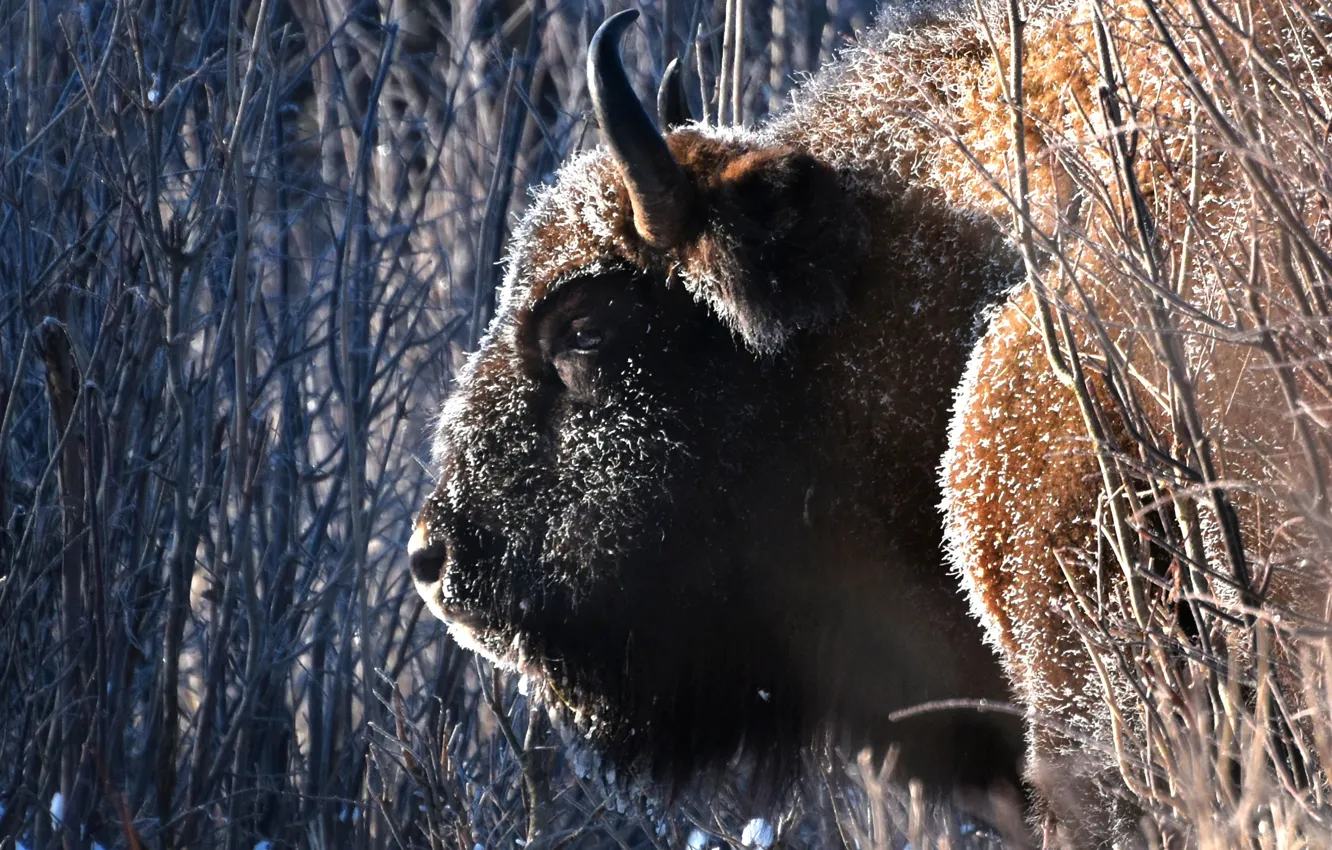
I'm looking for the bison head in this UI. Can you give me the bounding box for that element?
[411,10,1022,795]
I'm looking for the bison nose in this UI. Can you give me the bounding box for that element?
[407,522,449,586]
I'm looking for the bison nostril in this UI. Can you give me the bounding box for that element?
[407,523,449,586]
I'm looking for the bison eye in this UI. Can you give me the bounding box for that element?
[570,328,604,351]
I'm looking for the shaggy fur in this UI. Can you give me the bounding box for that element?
[415,0,1331,845]
[798,0,1330,843]
[417,123,1024,792]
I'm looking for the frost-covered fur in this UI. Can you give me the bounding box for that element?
[417,0,1330,845]
[418,112,1026,802]
[840,1,1331,846]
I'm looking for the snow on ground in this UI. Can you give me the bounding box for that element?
[741,818,774,849]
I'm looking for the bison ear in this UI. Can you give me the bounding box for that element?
[681,146,870,354]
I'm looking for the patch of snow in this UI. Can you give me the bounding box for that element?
[687,828,711,849]
[49,792,64,828]
[572,747,596,779]
[741,818,774,849]
[255,842,273,850]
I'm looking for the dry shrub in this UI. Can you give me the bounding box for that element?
[964,0,1332,844]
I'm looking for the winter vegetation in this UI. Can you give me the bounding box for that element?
[0,0,1331,846]
[0,0,887,847]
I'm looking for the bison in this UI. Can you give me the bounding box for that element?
[411,1,1332,846]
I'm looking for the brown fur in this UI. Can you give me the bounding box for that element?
[817,1,1331,843]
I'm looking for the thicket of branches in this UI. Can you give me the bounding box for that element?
[971,0,1332,845]
[0,0,877,848]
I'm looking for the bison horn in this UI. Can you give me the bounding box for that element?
[657,57,693,129]
[589,10,693,248]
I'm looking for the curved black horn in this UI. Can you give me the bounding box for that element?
[657,57,693,129]
[589,10,693,248]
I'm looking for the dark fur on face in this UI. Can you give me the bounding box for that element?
[414,128,1023,794]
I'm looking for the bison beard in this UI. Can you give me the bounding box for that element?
[412,4,1025,822]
